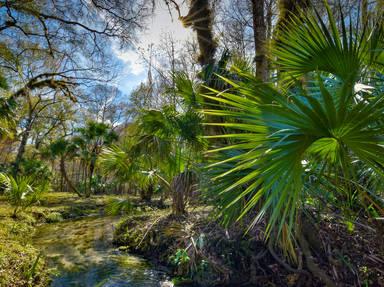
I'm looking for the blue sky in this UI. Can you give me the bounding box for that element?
[112,2,192,96]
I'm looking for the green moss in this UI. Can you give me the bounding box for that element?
[45,212,64,223]
[0,241,50,287]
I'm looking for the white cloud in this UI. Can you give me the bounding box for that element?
[112,2,193,93]
[113,47,145,76]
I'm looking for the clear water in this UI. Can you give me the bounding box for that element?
[33,215,168,287]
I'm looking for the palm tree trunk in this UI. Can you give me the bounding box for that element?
[171,174,186,216]
[251,0,268,81]
[171,171,195,216]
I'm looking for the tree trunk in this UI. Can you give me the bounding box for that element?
[251,0,268,81]
[276,0,309,31]
[60,172,63,192]
[140,184,154,202]
[171,171,196,216]
[87,159,96,197]
[60,157,82,197]
[171,174,186,216]
[13,117,33,176]
[181,0,216,66]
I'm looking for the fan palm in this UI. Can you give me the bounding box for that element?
[100,73,205,215]
[75,122,118,197]
[0,173,49,217]
[47,138,82,197]
[203,4,384,251]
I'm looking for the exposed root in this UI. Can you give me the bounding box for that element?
[298,232,336,287]
[267,242,310,277]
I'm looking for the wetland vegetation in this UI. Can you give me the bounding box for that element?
[0,0,383,286]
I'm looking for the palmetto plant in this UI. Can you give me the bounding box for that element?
[47,138,83,197]
[100,73,205,215]
[74,121,118,197]
[203,4,384,251]
[0,173,49,217]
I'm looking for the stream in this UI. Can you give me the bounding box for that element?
[33,215,168,287]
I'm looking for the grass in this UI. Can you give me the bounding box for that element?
[0,198,49,286]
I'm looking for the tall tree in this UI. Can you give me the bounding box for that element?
[251,0,268,80]
[276,0,309,31]
[168,0,217,66]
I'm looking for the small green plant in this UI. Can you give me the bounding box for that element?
[105,198,136,216]
[344,219,355,233]
[0,173,49,217]
[24,252,41,287]
[170,248,190,266]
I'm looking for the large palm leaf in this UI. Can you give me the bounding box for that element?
[203,5,384,247]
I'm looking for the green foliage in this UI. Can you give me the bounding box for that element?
[169,248,190,266]
[203,5,384,251]
[0,72,8,90]
[19,159,52,184]
[105,198,135,216]
[0,173,49,216]
[0,86,15,137]
[100,73,205,206]
[24,252,42,286]
[273,3,384,86]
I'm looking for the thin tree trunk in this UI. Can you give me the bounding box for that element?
[87,159,96,197]
[251,0,268,81]
[60,171,63,192]
[60,157,82,197]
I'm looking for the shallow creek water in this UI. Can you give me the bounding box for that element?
[33,215,168,287]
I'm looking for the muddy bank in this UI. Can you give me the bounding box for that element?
[113,209,384,286]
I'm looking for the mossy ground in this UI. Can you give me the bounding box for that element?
[0,198,49,286]
[0,192,122,286]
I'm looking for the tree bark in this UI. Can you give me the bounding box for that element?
[276,0,309,31]
[13,117,33,176]
[171,171,196,216]
[181,0,216,66]
[251,0,268,81]
[60,157,82,197]
[87,159,96,197]
[171,173,186,216]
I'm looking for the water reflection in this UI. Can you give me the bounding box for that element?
[33,216,167,287]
